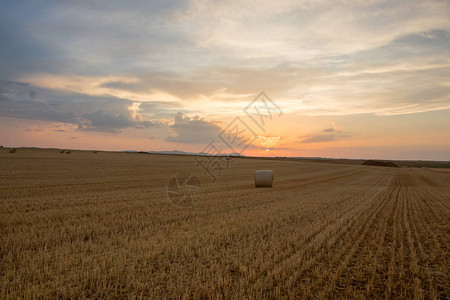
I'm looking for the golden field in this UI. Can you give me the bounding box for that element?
[0,148,449,299]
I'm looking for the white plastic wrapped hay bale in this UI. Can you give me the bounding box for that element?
[254,170,274,187]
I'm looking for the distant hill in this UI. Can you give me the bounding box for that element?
[144,150,246,156]
[4,147,448,168]
[148,150,191,155]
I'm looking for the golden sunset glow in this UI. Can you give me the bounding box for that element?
[0,1,449,160]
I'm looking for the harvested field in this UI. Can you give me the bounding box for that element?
[0,149,449,298]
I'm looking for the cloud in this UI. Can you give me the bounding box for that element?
[1,1,449,118]
[299,122,348,143]
[79,110,161,133]
[323,122,341,133]
[299,133,350,144]
[80,110,134,133]
[53,129,66,132]
[0,96,79,124]
[0,80,163,133]
[138,99,182,118]
[165,112,223,144]
[300,134,338,144]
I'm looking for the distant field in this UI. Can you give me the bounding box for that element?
[1,148,449,298]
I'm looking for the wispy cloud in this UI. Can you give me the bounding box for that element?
[300,134,338,144]
[323,122,340,133]
[298,122,348,144]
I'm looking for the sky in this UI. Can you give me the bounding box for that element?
[0,0,449,160]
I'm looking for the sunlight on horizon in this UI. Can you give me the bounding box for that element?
[0,0,449,160]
